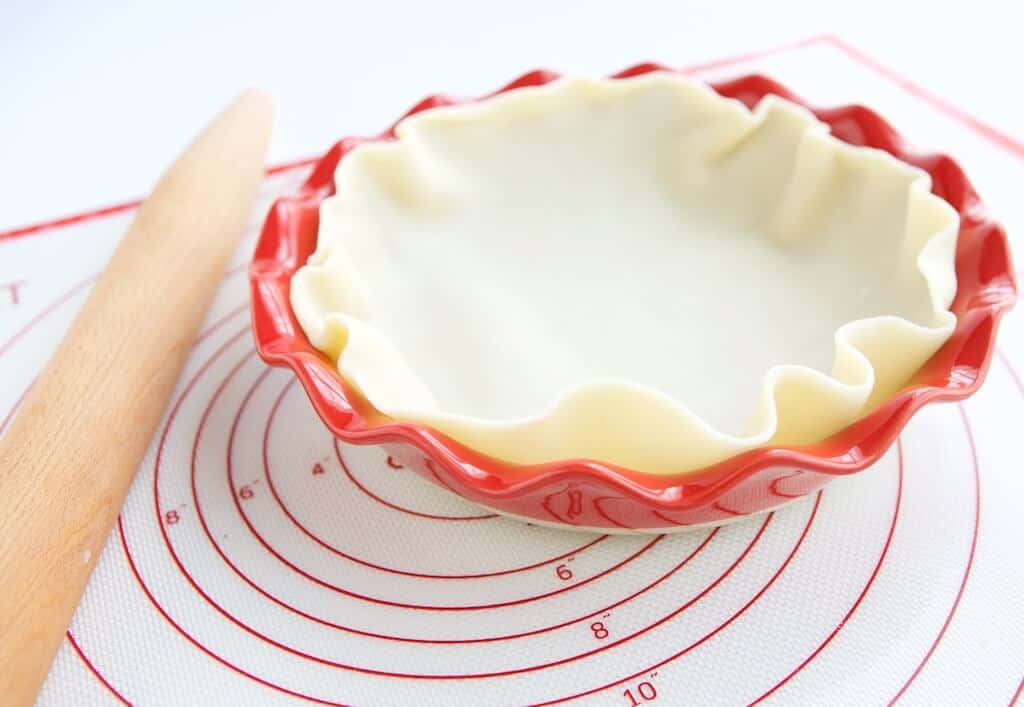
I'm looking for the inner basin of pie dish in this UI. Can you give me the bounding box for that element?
[290,73,959,475]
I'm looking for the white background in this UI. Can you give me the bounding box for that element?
[3,4,1024,705]
[1,0,1023,231]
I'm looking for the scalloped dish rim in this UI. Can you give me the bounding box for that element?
[289,72,960,475]
[249,66,1016,511]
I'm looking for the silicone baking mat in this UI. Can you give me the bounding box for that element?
[2,36,1022,706]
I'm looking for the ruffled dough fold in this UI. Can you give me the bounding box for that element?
[291,74,958,474]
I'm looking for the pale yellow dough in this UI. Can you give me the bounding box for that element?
[291,74,958,475]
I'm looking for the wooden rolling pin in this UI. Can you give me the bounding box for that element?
[0,89,273,704]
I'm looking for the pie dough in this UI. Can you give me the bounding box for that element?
[291,73,958,474]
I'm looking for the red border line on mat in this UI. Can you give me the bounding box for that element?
[822,34,1024,161]
[4,35,1022,247]
[0,34,834,246]
[749,441,904,705]
[1009,674,1023,706]
[0,199,142,243]
[0,158,318,244]
[679,33,826,75]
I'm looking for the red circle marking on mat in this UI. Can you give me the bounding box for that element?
[750,439,904,704]
[228,454,717,643]
[998,354,1024,707]
[207,353,663,611]
[216,351,742,644]
[126,315,822,682]
[66,630,131,706]
[156,322,682,634]
[0,275,98,431]
[112,308,346,706]
[0,275,94,358]
[0,271,247,434]
[154,440,786,680]
[535,492,822,705]
[117,520,345,707]
[888,403,981,704]
[0,275,250,705]
[265,377,609,580]
[551,394,977,705]
[176,332,687,619]
[332,436,495,520]
[0,266,245,363]
[194,301,249,347]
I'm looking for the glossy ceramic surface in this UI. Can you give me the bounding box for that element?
[250,67,1016,531]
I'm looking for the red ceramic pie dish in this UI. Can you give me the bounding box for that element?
[250,66,1016,532]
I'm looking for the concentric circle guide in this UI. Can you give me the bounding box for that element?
[2,35,1022,706]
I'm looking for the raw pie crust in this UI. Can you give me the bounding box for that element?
[292,73,958,475]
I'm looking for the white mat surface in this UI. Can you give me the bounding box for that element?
[2,38,1022,706]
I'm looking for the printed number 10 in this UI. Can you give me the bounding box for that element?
[623,681,657,705]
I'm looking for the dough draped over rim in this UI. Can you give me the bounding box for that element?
[291,74,958,475]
